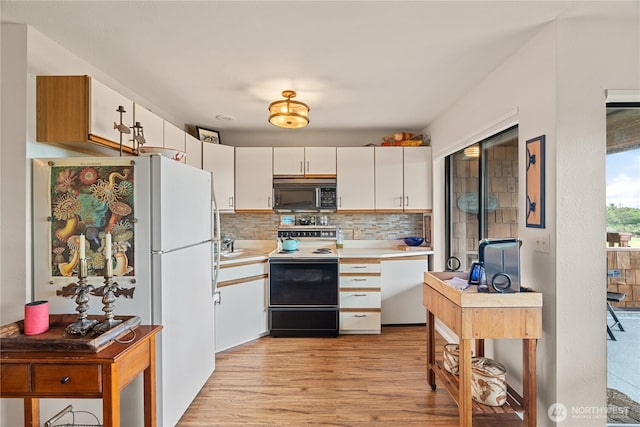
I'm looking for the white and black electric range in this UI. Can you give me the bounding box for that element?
[268,226,339,337]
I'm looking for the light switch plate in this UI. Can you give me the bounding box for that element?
[534,233,550,254]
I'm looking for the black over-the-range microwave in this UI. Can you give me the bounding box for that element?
[273,178,337,212]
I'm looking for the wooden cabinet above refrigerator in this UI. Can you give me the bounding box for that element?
[36,75,135,154]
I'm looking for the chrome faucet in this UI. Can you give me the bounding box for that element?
[221,235,235,253]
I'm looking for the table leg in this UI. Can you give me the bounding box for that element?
[458,339,473,427]
[523,339,537,427]
[102,364,120,427]
[23,397,38,427]
[144,334,158,427]
[427,310,436,390]
[475,338,484,358]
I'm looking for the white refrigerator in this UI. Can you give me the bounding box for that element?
[32,155,218,426]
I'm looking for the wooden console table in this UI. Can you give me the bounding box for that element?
[0,325,162,427]
[423,272,542,427]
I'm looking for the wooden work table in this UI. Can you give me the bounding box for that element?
[0,324,162,427]
[423,271,542,427]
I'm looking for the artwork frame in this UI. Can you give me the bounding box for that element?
[526,134,545,228]
[279,214,295,226]
[196,126,221,144]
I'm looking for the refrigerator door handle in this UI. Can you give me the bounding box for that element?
[211,171,221,296]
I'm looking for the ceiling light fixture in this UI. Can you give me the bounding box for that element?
[268,90,309,129]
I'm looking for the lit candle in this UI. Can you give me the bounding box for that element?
[79,234,86,259]
[105,232,112,261]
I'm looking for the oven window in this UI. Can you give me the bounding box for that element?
[269,262,338,306]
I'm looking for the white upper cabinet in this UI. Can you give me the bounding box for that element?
[133,103,164,148]
[89,78,135,151]
[203,143,235,212]
[273,147,336,176]
[403,146,432,211]
[273,147,304,176]
[163,121,186,163]
[305,147,336,176]
[185,133,202,169]
[336,147,375,211]
[375,147,404,211]
[235,147,273,211]
[375,146,432,212]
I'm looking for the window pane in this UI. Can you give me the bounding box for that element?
[482,127,519,239]
[446,126,519,271]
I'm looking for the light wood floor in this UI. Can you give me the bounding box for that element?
[178,325,523,426]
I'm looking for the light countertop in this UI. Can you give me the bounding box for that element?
[219,240,433,265]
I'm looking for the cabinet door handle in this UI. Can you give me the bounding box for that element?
[267,196,271,208]
[299,161,303,173]
[306,161,310,173]
[60,376,70,384]
[228,196,234,208]
[405,196,409,207]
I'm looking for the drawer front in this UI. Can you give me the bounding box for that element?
[340,312,381,331]
[339,275,381,288]
[0,363,30,393]
[218,261,267,283]
[340,291,381,309]
[340,262,381,274]
[33,364,101,394]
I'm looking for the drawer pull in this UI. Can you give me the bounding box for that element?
[352,278,367,282]
[353,266,367,269]
[354,293,367,296]
[355,314,367,318]
[60,376,70,384]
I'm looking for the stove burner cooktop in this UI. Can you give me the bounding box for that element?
[313,248,333,254]
[277,249,299,254]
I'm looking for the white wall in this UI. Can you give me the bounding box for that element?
[0,22,30,427]
[220,129,421,147]
[425,5,639,426]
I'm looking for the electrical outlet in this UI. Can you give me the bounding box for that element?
[534,233,550,254]
[353,228,361,240]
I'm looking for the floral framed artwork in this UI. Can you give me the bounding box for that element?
[526,135,545,228]
[49,162,136,277]
[196,126,221,144]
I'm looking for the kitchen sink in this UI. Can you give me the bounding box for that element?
[220,249,245,257]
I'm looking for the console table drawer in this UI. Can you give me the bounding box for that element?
[33,364,101,394]
[0,364,30,393]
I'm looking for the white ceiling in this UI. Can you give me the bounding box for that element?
[1,1,617,132]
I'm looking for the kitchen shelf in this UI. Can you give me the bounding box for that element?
[430,361,524,415]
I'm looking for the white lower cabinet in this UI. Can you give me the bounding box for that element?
[339,258,381,334]
[215,260,268,352]
[380,255,428,325]
[340,312,381,332]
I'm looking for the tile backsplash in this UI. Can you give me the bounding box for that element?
[220,213,426,242]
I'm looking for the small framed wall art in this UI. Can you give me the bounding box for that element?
[279,214,295,226]
[526,134,545,228]
[196,126,220,144]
